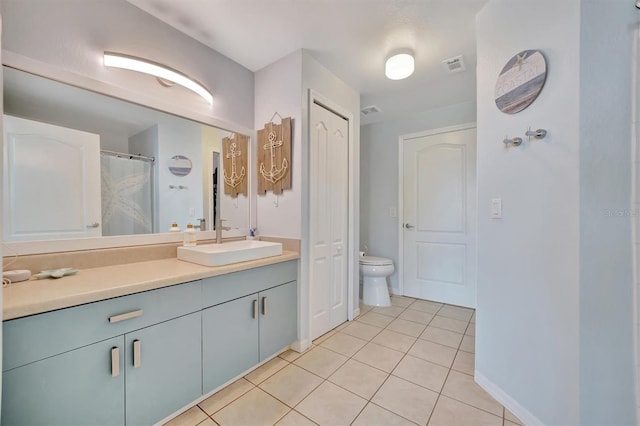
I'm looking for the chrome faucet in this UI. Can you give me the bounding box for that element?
[216,218,231,243]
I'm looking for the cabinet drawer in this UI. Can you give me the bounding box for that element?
[3,280,202,371]
[202,260,297,308]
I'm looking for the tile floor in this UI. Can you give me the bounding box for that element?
[164,296,524,426]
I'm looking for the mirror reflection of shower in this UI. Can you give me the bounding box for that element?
[100,150,155,237]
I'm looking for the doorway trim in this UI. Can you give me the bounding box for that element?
[299,88,356,348]
[397,122,477,296]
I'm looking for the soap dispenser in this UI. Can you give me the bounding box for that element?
[183,223,197,247]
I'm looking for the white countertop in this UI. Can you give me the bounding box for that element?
[3,251,299,320]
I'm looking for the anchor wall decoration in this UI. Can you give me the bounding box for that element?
[222,133,248,197]
[257,115,292,195]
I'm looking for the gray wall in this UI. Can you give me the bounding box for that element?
[476,0,637,424]
[360,101,476,293]
[1,0,254,130]
[579,1,637,423]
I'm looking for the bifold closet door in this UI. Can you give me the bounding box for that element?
[309,101,349,339]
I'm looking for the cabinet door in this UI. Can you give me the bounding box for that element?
[259,281,298,361]
[125,312,201,426]
[203,294,259,393]
[2,336,124,426]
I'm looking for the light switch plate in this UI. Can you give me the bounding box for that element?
[491,198,502,219]
[389,207,397,218]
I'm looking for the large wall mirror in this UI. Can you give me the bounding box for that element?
[2,66,250,248]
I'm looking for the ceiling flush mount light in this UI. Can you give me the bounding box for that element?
[103,52,213,105]
[385,49,415,80]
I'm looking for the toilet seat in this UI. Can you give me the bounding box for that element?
[359,256,393,266]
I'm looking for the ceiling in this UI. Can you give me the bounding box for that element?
[127,0,487,125]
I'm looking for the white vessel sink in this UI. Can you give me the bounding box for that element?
[177,240,283,266]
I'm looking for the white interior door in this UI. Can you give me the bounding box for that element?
[310,101,349,339]
[402,126,476,308]
[3,115,101,241]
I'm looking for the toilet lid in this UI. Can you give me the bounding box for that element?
[360,256,393,266]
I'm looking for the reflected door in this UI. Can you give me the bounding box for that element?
[310,102,349,339]
[402,127,477,307]
[3,115,101,241]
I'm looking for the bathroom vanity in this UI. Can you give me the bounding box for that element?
[1,255,298,426]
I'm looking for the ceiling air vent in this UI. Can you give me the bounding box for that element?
[361,105,381,116]
[442,55,466,74]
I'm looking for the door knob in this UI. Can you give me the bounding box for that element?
[404,223,415,229]
[87,222,100,228]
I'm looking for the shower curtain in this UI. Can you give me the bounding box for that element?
[101,154,153,236]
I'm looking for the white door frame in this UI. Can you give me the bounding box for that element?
[299,89,356,349]
[397,122,477,296]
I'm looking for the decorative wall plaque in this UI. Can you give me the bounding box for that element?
[168,155,192,176]
[257,116,292,195]
[494,50,547,114]
[222,133,248,197]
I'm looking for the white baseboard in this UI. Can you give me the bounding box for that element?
[352,307,360,318]
[474,369,542,426]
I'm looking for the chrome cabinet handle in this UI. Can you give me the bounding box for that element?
[404,223,415,229]
[109,309,143,323]
[252,299,258,319]
[133,340,141,368]
[111,347,120,377]
[262,297,268,316]
[87,222,100,228]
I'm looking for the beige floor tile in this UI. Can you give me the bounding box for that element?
[199,378,254,415]
[465,323,476,336]
[505,408,523,425]
[163,405,208,426]
[430,315,468,333]
[459,334,475,353]
[328,359,389,399]
[408,339,457,368]
[275,410,317,425]
[371,329,417,353]
[212,387,289,426]
[470,312,476,323]
[352,402,418,426]
[452,350,475,375]
[259,364,323,407]
[245,356,289,385]
[340,321,383,341]
[428,395,502,426]
[441,371,503,416]
[386,318,427,337]
[399,309,434,324]
[358,302,373,315]
[372,375,438,425]
[353,342,404,372]
[279,349,304,362]
[372,305,406,318]
[438,305,474,322]
[312,329,336,345]
[320,332,368,357]
[197,419,217,426]
[335,321,350,331]
[296,381,367,426]
[407,300,443,314]
[392,354,449,393]
[420,326,464,349]
[357,311,395,328]
[293,346,348,378]
[390,296,416,308]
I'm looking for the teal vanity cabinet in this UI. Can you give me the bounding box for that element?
[2,280,202,426]
[202,260,297,393]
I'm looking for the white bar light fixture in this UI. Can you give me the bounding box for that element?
[103,52,213,105]
[385,49,415,80]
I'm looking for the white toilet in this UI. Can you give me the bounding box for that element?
[359,256,394,307]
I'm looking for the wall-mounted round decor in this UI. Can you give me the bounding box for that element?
[168,155,192,176]
[494,49,547,114]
